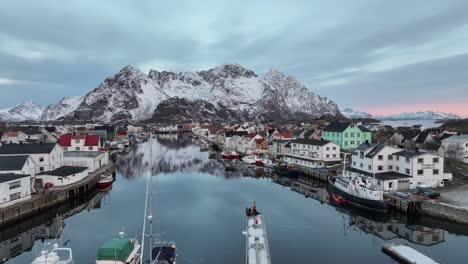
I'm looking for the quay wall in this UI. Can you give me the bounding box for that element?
[296,165,329,181]
[421,200,468,225]
[0,163,115,226]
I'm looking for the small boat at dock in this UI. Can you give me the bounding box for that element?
[98,174,113,190]
[221,151,240,160]
[244,201,271,264]
[331,194,346,205]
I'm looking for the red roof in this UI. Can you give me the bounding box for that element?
[117,131,127,136]
[275,132,293,139]
[59,134,72,147]
[85,135,99,146]
[59,134,100,147]
[6,131,19,137]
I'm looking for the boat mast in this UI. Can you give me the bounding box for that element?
[342,153,347,176]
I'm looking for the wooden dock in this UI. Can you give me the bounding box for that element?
[0,162,115,226]
[386,193,423,215]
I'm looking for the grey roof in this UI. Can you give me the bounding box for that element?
[347,167,410,180]
[0,143,57,155]
[225,131,248,137]
[365,144,386,158]
[64,151,104,158]
[0,173,30,183]
[356,142,376,151]
[394,150,427,158]
[21,128,43,135]
[323,122,351,132]
[292,139,332,146]
[303,129,315,138]
[415,131,430,144]
[443,134,468,143]
[38,166,88,177]
[0,155,29,171]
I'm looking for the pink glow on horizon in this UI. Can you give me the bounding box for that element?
[363,101,468,118]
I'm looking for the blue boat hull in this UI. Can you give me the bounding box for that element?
[328,180,388,213]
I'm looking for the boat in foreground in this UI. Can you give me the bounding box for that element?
[221,151,241,160]
[244,201,271,264]
[152,240,177,264]
[98,174,113,190]
[382,243,440,264]
[32,244,73,264]
[96,232,141,264]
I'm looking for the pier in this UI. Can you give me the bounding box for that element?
[386,193,423,215]
[0,162,115,226]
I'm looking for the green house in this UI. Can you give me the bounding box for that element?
[322,122,372,150]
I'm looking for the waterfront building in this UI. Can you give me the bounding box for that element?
[0,173,31,208]
[59,134,101,152]
[322,122,372,150]
[439,134,468,164]
[63,151,109,172]
[0,155,36,178]
[283,139,341,168]
[348,142,452,190]
[1,131,27,144]
[0,143,63,173]
[35,166,89,187]
[268,139,291,158]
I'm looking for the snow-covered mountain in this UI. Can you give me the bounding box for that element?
[41,96,84,121]
[341,108,373,119]
[65,64,341,122]
[377,111,461,120]
[342,108,461,120]
[0,101,44,122]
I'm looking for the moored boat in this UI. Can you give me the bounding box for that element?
[242,156,257,164]
[32,244,73,264]
[98,174,113,190]
[244,201,271,264]
[152,241,177,264]
[331,194,346,205]
[221,151,240,160]
[96,232,141,264]
[262,158,277,168]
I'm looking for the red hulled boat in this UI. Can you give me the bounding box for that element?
[98,174,113,190]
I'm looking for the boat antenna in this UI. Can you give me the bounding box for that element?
[141,157,151,261]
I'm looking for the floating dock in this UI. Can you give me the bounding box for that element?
[382,244,440,264]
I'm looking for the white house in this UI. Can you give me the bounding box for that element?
[348,142,451,191]
[63,151,109,172]
[0,143,64,173]
[0,173,31,208]
[35,166,89,188]
[0,155,36,178]
[224,131,248,151]
[283,139,341,168]
[1,131,27,144]
[439,134,468,164]
[21,128,46,142]
[268,139,291,158]
[58,134,101,152]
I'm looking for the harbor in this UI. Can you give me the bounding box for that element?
[3,136,468,264]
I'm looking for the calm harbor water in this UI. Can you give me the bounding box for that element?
[4,135,468,264]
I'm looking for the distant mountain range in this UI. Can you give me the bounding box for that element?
[341,108,461,120]
[0,64,341,123]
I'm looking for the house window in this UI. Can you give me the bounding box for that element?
[417,158,424,164]
[76,139,81,143]
[433,157,439,163]
[40,167,44,172]
[39,157,44,162]
[433,169,439,175]
[368,165,372,170]
[88,147,93,150]
[388,155,393,160]
[388,165,393,170]
[417,170,423,175]
[75,147,80,151]
[360,163,363,168]
[378,155,383,160]
[353,161,356,166]
[378,165,383,171]
[333,147,336,150]
[9,181,21,190]
[326,154,330,158]
[345,141,348,146]
[396,156,399,161]
[333,154,336,158]
[326,147,330,151]
[350,133,355,137]
[10,192,21,201]
[396,166,400,171]
[345,133,348,138]
[406,168,410,174]
[357,132,361,137]
[350,141,355,145]
[63,147,68,151]
[406,157,410,163]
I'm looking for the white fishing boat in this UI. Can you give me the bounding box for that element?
[243,201,271,264]
[32,244,73,264]
[32,217,73,264]
[242,156,257,164]
[261,158,278,168]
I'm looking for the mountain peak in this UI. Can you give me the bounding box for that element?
[199,64,257,81]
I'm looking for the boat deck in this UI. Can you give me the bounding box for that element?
[382,244,440,264]
[245,214,271,264]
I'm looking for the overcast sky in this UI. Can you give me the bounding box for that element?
[1,0,468,116]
